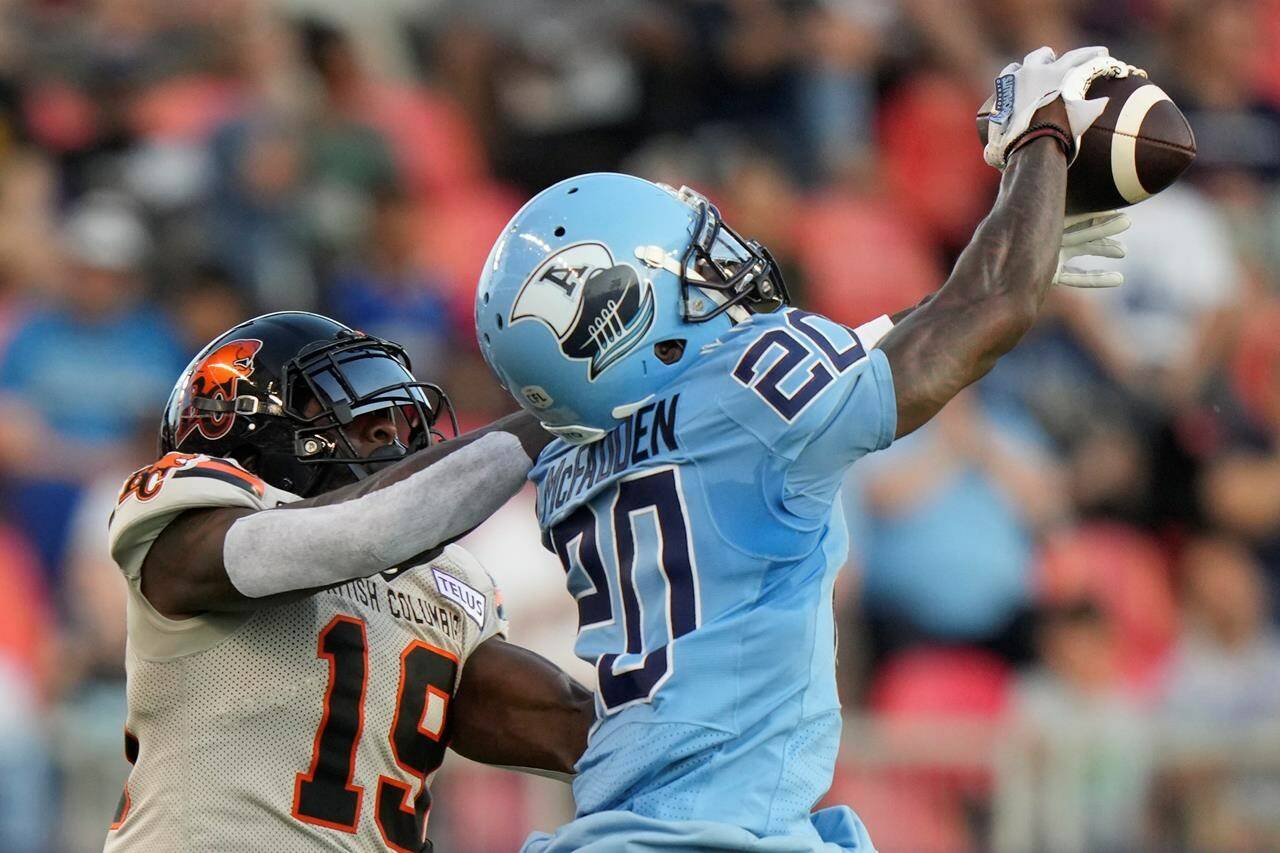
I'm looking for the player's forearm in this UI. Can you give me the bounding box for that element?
[297,411,551,505]
[879,138,1066,436]
[889,293,933,325]
[222,425,538,599]
[943,140,1068,336]
[143,413,551,616]
[449,639,594,776]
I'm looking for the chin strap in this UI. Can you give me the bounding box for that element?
[192,395,285,417]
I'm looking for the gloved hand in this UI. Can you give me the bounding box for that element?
[1054,210,1130,288]
[984,45,1140,169]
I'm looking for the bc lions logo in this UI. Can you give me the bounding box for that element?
[174,338,263,446]
[510,242,655,380]
[117,452,265,504]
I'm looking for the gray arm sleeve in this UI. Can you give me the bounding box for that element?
[223,432,530,598]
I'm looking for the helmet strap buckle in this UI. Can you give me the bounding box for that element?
[233,396,262,416]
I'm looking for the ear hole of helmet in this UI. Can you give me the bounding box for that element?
[654,339,686,365]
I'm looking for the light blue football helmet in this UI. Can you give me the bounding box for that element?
[476,173,788,443]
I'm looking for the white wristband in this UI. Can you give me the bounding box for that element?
[855,315,894,349]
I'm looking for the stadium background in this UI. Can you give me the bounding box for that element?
[0,0,1278,850]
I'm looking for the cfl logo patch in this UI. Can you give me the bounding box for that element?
[522,385,554,409]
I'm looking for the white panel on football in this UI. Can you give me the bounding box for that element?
[1110,83,1173,204]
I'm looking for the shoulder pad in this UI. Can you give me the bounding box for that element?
[109,453,282,581]
[115,452,268,507]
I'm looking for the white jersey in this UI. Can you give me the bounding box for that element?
[103,452,507,853]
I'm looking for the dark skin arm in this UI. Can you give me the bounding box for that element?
[141,411,552,619]
[448,637,594,775]
[879,100,1070,438]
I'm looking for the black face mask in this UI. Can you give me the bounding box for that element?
[278,338,457,496]
[676,188,790,323]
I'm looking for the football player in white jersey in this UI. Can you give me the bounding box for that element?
[104,311,593,852]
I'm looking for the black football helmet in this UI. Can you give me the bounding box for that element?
[159,311,456,496]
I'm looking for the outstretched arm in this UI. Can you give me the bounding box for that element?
[141,412,552,618]
[448,638,594,778]
[879,101,1068,437]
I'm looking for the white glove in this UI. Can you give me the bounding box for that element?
[1054,210,1129,288]
[984,46,1136,169]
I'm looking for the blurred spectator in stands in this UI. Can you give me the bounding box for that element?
[684,0,887,184]
[437,0,668,190]
[0,658,52,853]
[894,0,992,91]
[1163,536,1280,727]
[714,148,806,300]
[168,263,254,354]
[1013,600,1152,852]
[877,74,998,252]
[0,520,53,853]
[982,0,1088,58]
[990,184,1242,529]
[0,151,61,349]
[847,389,1067,667]
[304,13,490,201]
[296,20,398,261]
[1158,0,1280,295]
[1164,0,1280,184]
[0,193,183,574]
[1201,300,1280,586]
[207,114,314,310]
[1,193,175,444]
[794,167,942,327]
[1062,186,1242,416]
[327,188,452,372]
[53,437,141,852]
[792,0,884,182]
[1037,523,1178,689]
[1159,536,1280,850]
[204,12,316,310]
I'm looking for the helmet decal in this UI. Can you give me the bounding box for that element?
[175,338,263,446]
[511,241,655,380]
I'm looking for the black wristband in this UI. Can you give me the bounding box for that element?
[1005,122,1073,164]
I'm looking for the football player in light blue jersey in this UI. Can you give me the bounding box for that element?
[475,48,1135,852]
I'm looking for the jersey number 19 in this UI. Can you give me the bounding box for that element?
[292,615,457,852]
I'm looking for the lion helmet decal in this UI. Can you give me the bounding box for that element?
[174,338,263,446]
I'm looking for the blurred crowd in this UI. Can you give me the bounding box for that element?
[0,0,1279,850]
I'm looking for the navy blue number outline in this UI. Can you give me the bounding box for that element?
[731,311,868,421]
[549,466,701,713]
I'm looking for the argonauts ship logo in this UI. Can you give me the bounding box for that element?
[511,241,655,380]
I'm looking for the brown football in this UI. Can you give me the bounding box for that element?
[977,73,1196,214]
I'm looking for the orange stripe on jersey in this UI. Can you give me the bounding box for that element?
[109,729,139,831]
[117,452,267,505]
[173,457,267,498]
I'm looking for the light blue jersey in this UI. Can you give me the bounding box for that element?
[525,307,896,851]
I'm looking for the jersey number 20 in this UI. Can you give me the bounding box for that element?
[292,615,457,852]
[550,466,700,713]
